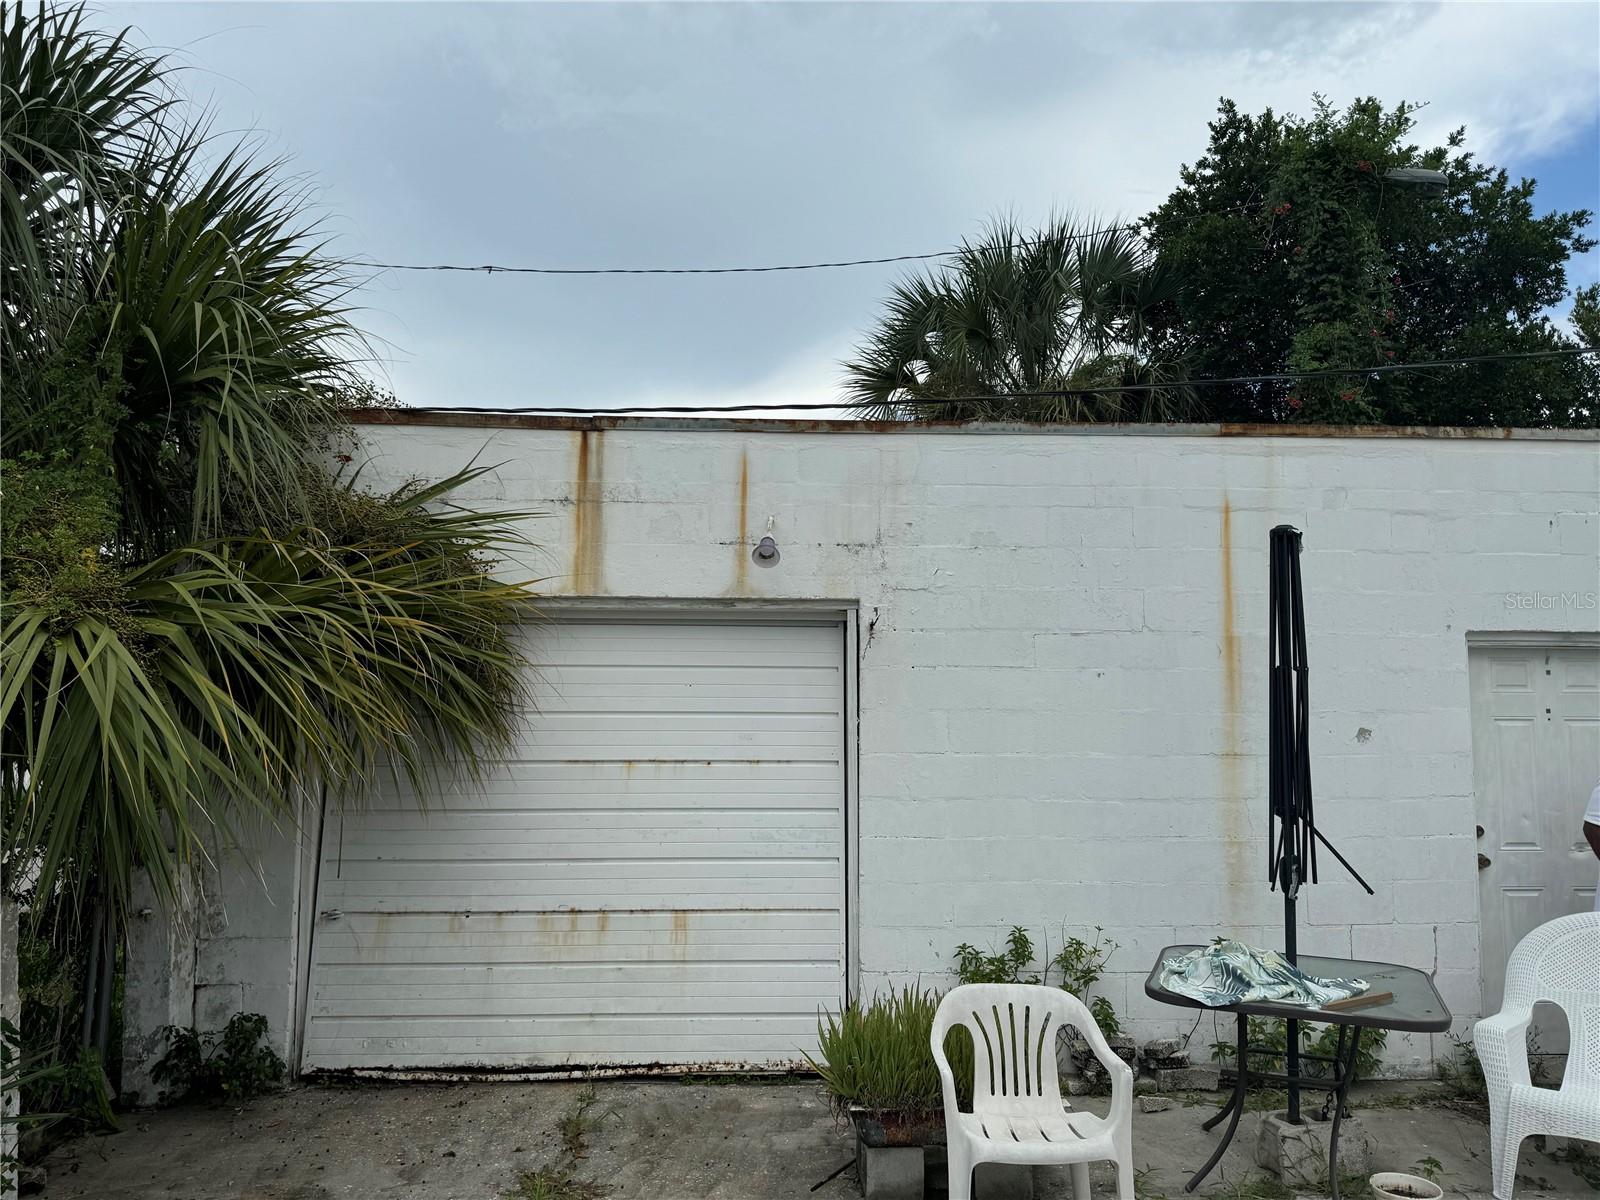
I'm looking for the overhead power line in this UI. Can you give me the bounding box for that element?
[340,206,1260,278]
[390,347,1599,417]
[349,246,967,276]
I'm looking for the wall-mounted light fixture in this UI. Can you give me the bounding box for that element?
[752,517,780,567]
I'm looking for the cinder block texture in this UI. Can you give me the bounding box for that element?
[165,421,1600,1079]
[856,1143,923,1200]
[120,868,197,1104]
[975,1162,1035,1200]
[1255,1111,1376,1187]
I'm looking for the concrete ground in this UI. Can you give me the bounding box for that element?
[36,1078,1598,1200]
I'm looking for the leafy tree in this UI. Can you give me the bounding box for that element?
[842,217,1193,422]
[1573,284,1600,352]
[1145,96,1597,426]
[1,2,536,1078]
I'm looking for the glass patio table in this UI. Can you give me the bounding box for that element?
[1143,944,1452,1199]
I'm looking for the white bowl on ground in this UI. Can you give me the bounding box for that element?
[1369,1172,1444,1200]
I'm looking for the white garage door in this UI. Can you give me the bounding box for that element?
[301,618,847,1072]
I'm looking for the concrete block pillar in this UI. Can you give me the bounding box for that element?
[192,813,318,1074]
[120,867,197,1105]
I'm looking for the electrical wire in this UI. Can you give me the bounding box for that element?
[348,247,964,275]
[337,205,1263,278]
[388,347,1599,416]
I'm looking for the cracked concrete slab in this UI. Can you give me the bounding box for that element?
[35,1080,1596,1200]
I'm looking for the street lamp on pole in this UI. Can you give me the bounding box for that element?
[1383,167,1449,196]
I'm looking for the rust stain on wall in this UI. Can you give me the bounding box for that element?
[1218,495,1249,926]
[669,910,690,951]
[729,449,750,595]
[571,429,606,593]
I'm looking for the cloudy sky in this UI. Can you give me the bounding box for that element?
[96,2,1599,412]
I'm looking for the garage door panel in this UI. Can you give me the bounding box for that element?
[312,942,844,967]
[512,731,839,756]
[319,887,844,913]
[304,1038,818,1071]
[308,1020,823,1047]
[541,682,841,705]
[540,645,838,668]
[303,618,847,1071]
[371,784,842,808]
[311,959,842,987]
[313,991,834,1019]
[371,761,839,803]
[319,908,839,933]
[311,946,844,968]
[312,915,841,957]
[332,838,844,870]
[331,858,839,881]
[330,812,839,839]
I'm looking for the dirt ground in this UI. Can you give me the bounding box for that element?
[35,1078,1598,1200]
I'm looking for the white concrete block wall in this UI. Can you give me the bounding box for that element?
[184,419,1599,1077]
[192,815,317,1070]
[121,867,197,1103]
[121,814,318,1100]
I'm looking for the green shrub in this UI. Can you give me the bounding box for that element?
[1211,1016,1388,1082]
[806,986,974,1118]
[953,925,1122,1039]
[954,927,1039,985]
[153,1013,285,1103]
[1049,930,1121,1039]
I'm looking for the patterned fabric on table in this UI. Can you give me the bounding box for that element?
[1159,939,1368,1008]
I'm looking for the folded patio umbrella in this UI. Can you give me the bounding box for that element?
[1158,939,1367,1008]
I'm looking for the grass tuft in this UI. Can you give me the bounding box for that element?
[505,1085,615,1200]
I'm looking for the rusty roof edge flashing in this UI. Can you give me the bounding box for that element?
[346,408,1599,442]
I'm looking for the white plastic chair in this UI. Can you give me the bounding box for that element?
[931,984,1134,1200]
[1472,911,1600,1200]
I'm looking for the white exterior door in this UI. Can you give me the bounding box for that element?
[301,618,848,1071]
[1469,641,1600,1028]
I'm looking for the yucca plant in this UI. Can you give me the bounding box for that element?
[806,987,975,1130]
[1,3,539,1084]
[842,216,1194,423]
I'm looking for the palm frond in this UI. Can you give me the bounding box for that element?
[3,7,367,554]
[2,467,542,915]
[842,215,1196,423]
[1,2,172,374]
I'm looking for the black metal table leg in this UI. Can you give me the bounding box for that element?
[1186,1013,1248,1192]
[1320,1025,1348,1121]
[1326,1027,1362,1200]
[1201,1077,1240,1132]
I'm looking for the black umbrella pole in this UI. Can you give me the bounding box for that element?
[1285,893,1301,1124]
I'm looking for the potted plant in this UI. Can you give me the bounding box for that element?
[807,986,971,1145]
[807,987,975,1197]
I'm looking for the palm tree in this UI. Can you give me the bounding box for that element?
[842,217,1194,422]
[1,5,537,1066]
